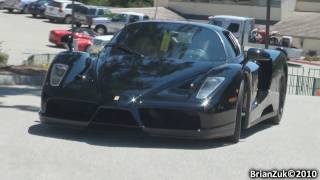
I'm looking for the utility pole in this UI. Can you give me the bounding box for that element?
[70,0,75,51]
[154,0,158,19]
[265,0,271,49]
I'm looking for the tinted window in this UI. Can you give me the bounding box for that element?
[112,14,127,22]
[212,20,223,27]
[129,15,139,23]
[103,22,226,62]
[97,9,104,15]
[227,23,240,33]
[48,1,62,8]
[66,4,80,9]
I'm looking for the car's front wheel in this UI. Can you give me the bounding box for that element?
[7,9,13,13]
[95,25,107,35]
[227,80,246,143]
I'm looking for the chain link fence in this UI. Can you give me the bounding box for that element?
[287,65,320,96]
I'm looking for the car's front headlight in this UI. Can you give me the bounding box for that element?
[50,63,69,86]
[196,77,225,99]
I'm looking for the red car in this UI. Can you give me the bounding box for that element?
[49,27,96,47]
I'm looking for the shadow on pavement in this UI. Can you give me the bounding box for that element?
[28,122,274,150]
[0,86,41,97]
[0,104,40,112]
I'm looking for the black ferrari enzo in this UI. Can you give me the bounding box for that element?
[40,21,288,143]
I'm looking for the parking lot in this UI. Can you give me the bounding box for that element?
[0,10,68,65]
[0,86,319,180]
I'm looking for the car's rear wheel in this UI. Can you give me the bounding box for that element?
[49,18,55,22]
[32,14,37,18]
[269,75,287,124]
[7,9,13,13]
[227,80,246,143]
[64,15,72,24]
[95,25,107,35]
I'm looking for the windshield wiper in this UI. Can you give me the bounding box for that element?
[105,43,145,58]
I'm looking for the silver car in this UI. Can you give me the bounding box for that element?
[2,0,37,13]
[92,12,149,35]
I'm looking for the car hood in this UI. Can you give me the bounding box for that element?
[97,56,225,103]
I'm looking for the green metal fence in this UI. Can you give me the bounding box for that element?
[287,66,320,96]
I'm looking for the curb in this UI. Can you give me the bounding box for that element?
[0,74,45,86]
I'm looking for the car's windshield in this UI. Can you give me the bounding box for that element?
[100,22,226,62]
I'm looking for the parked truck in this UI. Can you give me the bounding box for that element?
[208,15,303,59]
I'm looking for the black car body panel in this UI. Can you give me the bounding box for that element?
[40,21,288,139]
[28,0,51,17]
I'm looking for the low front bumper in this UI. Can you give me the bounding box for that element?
[39,98,236,139]
[39,113,235,139]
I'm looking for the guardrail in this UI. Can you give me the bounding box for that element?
[287,66,320,96]
[25,53,57,67]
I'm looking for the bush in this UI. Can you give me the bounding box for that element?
[0,52,9,66]
[78,0,153,7]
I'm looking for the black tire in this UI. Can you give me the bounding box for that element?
[32,14,37,18]
[21,6,28,14]
[227,80,246,143]
[49,18,55,22]
[269,75,287,124]
[64,15,72,24]
[95,25,107,35]
[7,9,13,13]
[76,22,81,28]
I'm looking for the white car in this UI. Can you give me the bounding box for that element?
[2,0,37,13]
[92,12,149,35]
[87,35,113,55]
[44,0,82,24]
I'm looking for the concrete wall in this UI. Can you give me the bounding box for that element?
[281,0,297,19]
[167,1,282,21]
[154,0,169,8]
[296,0,320,12]
[303,38,320,52]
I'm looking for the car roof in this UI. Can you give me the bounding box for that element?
[120,12,146,17]
[80,5,111,9]
[209,15,254,21]
[131,20,226,33]
[94,35,114,41]
[53,0,82,4]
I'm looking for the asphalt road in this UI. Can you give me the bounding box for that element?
[0,10,69,65]
[0,86,319,180]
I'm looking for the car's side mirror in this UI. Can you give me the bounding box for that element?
[247,48,271,61]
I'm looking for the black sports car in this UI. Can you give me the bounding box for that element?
[40,21,288,143]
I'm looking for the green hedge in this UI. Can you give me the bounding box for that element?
[0,52,8,66]
[78,0,153,7]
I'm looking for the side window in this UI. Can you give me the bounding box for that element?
[223,31,240,58]
[227,23,240,33]
[213,20,223,27]
[98,9,104,15]
[143,15,149,20]
[65,4,72,9]
[129,15,139,23]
